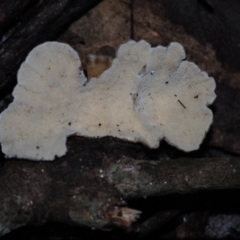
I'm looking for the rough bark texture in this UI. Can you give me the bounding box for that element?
[0,137,240,235]
[0,0,35,36]
[0,0,101,93]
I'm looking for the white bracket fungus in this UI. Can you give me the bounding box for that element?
[0,40,216,160]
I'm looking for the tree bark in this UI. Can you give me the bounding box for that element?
[0,137,239,236]
[0,0,101,93]
[0,0,35,36]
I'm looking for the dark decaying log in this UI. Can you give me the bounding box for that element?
[0,0,101,93]
[0,0,35,37]
[0,137,239,236]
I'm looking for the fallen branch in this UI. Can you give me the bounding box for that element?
[0,137,239,236]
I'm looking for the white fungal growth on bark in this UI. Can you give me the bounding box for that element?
[0,40,216,160]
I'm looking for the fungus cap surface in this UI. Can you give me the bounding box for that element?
[0,40,216,160]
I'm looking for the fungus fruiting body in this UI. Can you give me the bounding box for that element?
[0,40,216,160]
